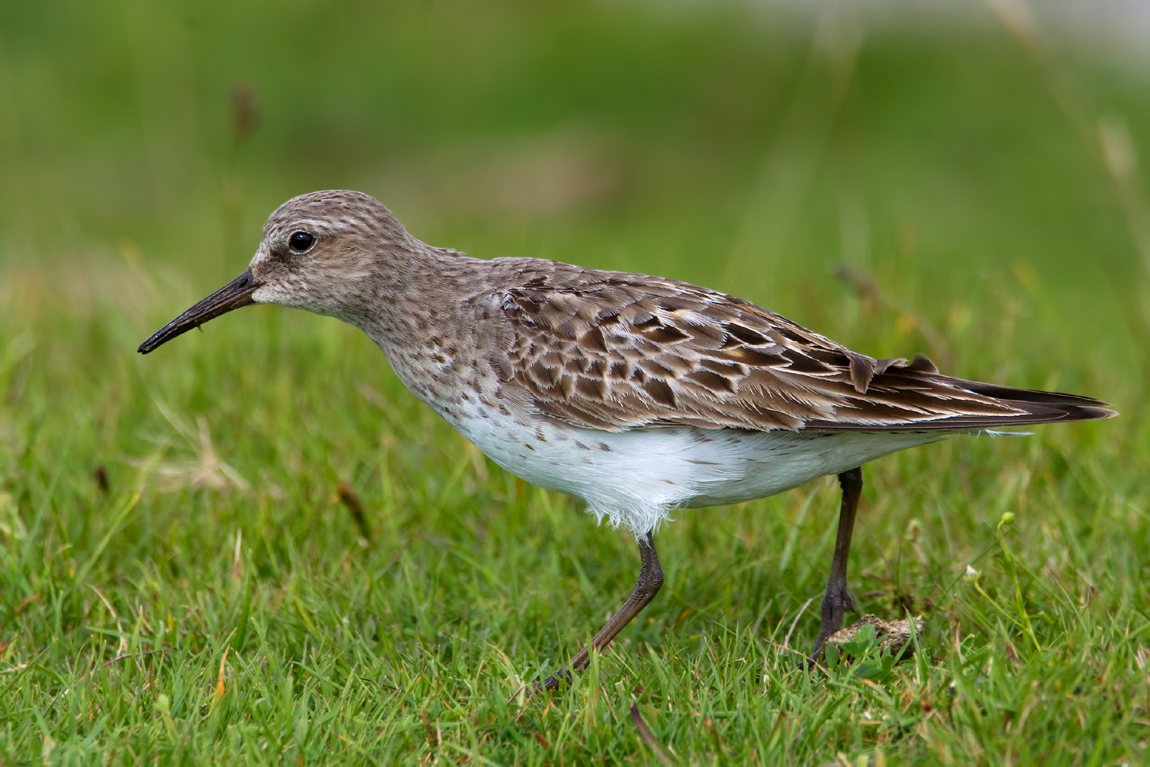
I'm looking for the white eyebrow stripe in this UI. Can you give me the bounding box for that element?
[295,217,367,233]
[291,217,340,231]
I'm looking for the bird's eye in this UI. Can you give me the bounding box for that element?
[288,231,316,253]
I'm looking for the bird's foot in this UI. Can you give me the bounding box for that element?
[508,668,571,704]
[810,582,858,660]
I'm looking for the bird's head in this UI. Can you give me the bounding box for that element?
[139,190,415,354]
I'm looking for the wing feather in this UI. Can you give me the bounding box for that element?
[486,264,1114,432]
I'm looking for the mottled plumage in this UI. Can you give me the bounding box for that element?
[139,190,1115,691]
[489,262,1108,433]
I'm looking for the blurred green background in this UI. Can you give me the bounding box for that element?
[2,1,1148,763]
[4,0,1147,370]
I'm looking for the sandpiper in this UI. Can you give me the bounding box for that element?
[139,190,1115,689]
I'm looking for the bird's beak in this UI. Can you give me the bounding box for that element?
[138,269,259,354]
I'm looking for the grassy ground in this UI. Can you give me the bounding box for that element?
[2,3,1149,764]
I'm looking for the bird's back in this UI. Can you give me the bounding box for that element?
[456,256,1115,436]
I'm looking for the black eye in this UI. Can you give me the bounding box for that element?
[288,231,316,253]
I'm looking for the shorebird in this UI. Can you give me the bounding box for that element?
[139,190,1114,689]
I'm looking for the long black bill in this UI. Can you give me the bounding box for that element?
[138,270,259,354]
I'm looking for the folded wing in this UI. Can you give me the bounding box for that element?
[488,266,1114,433]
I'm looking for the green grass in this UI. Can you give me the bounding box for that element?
[2,3,1149,764]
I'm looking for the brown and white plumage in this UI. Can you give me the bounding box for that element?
[139,190,1116,687]
[488,262,1111,434]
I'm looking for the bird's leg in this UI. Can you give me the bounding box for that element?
[537,531,663,691]
[811,466,863,658]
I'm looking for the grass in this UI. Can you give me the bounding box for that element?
[2,2,1149,764]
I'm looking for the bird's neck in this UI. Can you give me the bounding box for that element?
[339,244,498,410]
[348,243,488,350]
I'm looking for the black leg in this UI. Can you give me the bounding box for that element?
[811,467,863,658]
[537,531,663,691]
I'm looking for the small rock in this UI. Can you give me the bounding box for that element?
[825,614,924,659]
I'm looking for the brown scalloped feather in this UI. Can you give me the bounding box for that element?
[489,262,1115,433]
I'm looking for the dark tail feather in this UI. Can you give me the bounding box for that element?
[808,372,1117,433]
[951,380,1117,427]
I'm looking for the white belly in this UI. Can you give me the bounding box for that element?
[442,404,943,537]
